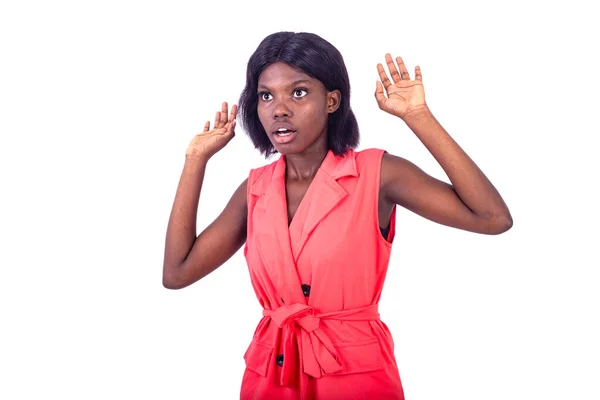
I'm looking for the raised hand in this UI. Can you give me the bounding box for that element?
[186,102,237,160]
[375,54,427,120]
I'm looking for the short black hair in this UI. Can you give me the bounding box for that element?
[238,32,360,158]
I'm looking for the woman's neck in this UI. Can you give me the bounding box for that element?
[284,136,328,181]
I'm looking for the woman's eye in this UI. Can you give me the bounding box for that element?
[260,92,272,101]
[293,89,307,98]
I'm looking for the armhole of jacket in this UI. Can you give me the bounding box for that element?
[374,149,396,248]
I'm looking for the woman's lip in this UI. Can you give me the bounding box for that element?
[272,130,297,144]
[272,122,296,132]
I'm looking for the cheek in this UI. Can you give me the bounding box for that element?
[305,103,328,124]
[257,107,269,128]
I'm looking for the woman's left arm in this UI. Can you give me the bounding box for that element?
[375,54,512,235]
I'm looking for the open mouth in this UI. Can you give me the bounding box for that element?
[272,128,297,144]
[274,128,295,136]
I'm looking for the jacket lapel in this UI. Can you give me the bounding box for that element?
[249,150,359,302]
[289,150,358,262]
[250,156,306,305]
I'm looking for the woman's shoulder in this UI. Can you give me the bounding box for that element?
[251,155,281,176]
[354,147,387,156]
[353,147,388,167]
[246,155,281,196]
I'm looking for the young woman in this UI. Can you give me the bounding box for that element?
[163,31,512,399]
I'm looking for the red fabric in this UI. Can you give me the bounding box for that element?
[241,148,405,399]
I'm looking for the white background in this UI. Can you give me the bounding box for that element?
[1,0,598,399]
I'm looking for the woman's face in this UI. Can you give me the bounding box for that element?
[256,62,340,155]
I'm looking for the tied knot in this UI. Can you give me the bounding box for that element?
[264,303,320,332]
[261,302,381,385]
[263,303,341,381]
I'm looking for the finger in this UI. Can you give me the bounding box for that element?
[385,53,401,84]
[374,80,387,108]
[415,65,423,81]
[396,56,410,80]
[221,120,236,146]
[218,120,236,145]
[214,111,221,128]
[220,102,228,127]
[228,119,236,134]
[229,104,238,122]
[203,121,210,132]
[377,63,392,90]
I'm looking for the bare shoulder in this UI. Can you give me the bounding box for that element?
[380,152,423,190]
[230,177,249,210]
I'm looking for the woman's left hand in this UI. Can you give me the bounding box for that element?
[375,54,428,120]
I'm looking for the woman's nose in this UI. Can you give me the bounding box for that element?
[273,99,293,119]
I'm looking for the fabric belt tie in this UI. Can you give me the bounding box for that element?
[262,303,380,386]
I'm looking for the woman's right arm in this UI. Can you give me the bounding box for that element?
[162,102,247,289]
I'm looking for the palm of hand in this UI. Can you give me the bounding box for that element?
[186,102,237,159]
[375,54,427,119]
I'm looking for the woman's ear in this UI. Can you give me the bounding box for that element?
[327,90,341,114]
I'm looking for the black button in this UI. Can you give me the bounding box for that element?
[301,284,311,297]
[276,354,284,367]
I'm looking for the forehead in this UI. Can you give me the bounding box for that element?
[258,62,319,88]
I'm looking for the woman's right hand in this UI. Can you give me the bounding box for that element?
[186,102,238,160]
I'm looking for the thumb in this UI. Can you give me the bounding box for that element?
[374,81,386,107]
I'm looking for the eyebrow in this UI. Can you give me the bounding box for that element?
[257,79,313,91]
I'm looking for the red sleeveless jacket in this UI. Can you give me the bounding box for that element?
[241,148,405,399]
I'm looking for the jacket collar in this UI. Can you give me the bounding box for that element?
[250,149,357,197]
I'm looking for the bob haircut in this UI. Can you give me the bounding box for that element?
[238,32,360,158]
